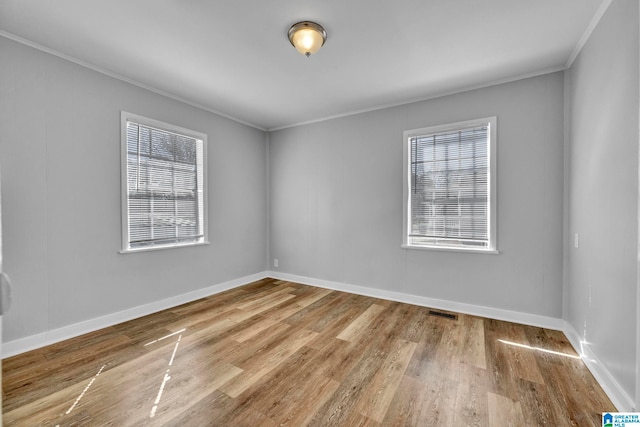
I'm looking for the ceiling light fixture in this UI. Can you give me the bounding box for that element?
[288,21,327,57]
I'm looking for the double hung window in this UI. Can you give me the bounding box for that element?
[403,117,497,252]
[121,112,208,252]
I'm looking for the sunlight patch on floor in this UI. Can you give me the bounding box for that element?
[144,328,186,346]
[498,339,580,359]
[150,333,183,418]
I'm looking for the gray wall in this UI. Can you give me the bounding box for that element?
[566,0,639,404]
[269,72,565,318]
[0,38,268,342]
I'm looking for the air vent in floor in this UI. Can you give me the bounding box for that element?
[428,310,458,320]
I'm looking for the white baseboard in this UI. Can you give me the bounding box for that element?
[563,322,635,412]
[267,271,564,331]
[2,272,268,358]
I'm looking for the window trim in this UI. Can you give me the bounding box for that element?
[120,111,209,253]
[402,116,498,254]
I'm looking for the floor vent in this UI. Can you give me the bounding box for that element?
[428,310,458,320]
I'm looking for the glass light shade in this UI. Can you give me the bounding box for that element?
[288,21,326,57]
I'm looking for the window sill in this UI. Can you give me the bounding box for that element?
[401,244,499,255]
[120,241,210,254]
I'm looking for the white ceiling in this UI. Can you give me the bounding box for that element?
[0,0,605,130]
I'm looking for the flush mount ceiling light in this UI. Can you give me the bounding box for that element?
[288,21,327,57]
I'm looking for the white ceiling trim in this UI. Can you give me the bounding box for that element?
[268,65,566,132]
[565,0,613,68]
[3,25,567,135]
[0,30,266,132]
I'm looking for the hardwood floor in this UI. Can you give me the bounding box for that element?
[3,278,615,426]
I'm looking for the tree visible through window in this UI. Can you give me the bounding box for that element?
[121,112,207,252]
[403,117,497,252]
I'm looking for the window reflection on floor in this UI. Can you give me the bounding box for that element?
[52,328,187,426]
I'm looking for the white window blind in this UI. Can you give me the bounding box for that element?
[121,112,207,251]
[403,117,496,252]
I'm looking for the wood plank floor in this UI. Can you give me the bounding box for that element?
[3,278,615,426]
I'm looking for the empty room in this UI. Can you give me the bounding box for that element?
[0,0,639,425]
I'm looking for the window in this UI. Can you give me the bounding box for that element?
[402,117,497,252]
[121,112,208,252]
